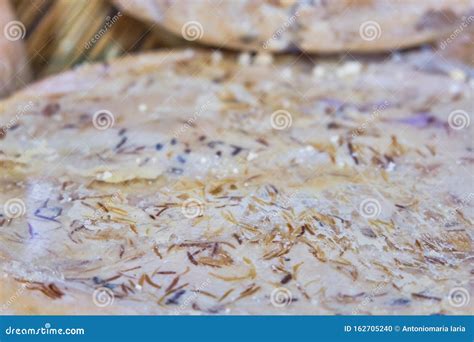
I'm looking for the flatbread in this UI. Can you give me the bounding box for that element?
[0,49,472,314]
[113,0,474,53]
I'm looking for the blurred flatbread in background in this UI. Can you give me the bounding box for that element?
[0,0,30,97]
[113,0,474,53]
[437,20,474,66]
[9,0,474,80]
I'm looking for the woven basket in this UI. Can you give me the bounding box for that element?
[12,0,190,79]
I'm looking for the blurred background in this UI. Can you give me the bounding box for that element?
[8,0,474,81]
[12,0,192,79]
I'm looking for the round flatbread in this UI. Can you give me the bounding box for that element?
[113,0,474,53]
[0,49,472,315]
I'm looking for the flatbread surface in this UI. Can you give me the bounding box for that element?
[0,49,472,314]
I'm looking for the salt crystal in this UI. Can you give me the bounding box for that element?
[336,61,362,78]
[101,171,113,180]
[238,52,251,66]
[254,52,273,66]
[449,69,466,82]
[211,50,223,64]
[312,65,326,78]
[247,152,258,161]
